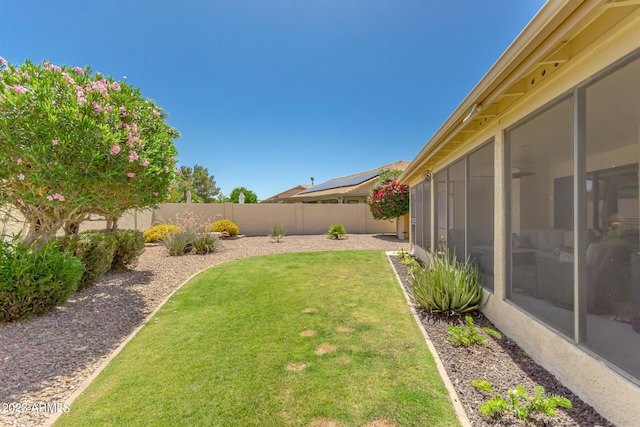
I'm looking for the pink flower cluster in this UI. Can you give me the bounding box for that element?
[17,173,24,181]
[129,151,138,162]
[6,84,26,94]
[43,62,62,72]
[92,101,113,114]
[61,72,75,87]
[86,79,109,96]
[125,123,141,146]
[75,85,86,104]
[0,56,7,66]
[85,79,120,95]
[46,193,65,201]
[52,139,59,145]
[112,145,121,154]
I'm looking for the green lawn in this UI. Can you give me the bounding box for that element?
[55,251,459,426]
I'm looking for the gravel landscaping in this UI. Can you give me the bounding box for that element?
[0,234,408,427]
[389,256,613,427]
[0,234,612,426]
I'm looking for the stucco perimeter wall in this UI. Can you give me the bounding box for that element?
[153,203,397,236]
[1,203,397,238]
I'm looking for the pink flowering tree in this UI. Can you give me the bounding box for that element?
[367,170,410,221]
[0,57,179,244]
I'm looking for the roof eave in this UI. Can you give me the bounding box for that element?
[400,0,603,183]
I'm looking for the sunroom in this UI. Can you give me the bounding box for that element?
[399,1,640,425]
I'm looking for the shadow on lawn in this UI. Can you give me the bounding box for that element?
[0,269,154,403]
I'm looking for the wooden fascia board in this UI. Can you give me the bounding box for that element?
[400,0,605,183]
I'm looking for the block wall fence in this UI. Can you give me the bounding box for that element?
[1,203,405,239]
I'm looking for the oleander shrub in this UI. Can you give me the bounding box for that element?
[110,230,146,271]
[326,224,347,240]
[58,231,118,289]
[0,238,84,322]
[144,224,182,243]
[410,247,484,314]
[207,219,239,237]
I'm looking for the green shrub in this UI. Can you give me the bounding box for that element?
[191,233,221,255]
[0,238,84,322]
[207,219,239,237]
[472,380,572,421]
[270,224,286,242]
[448,315,502,346]
[59,231,118,289]
[144,224,182,243]
[111,230,146,271]
[410,247,484,314]
[326,224,347,239]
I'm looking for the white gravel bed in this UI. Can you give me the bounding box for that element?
[0,234,408,427]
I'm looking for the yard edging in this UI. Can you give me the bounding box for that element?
[385,251,472,427]
[43,266,212,427]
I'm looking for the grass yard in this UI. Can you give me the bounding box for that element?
[55,251,459,427]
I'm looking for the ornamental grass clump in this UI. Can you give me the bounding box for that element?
[410,247,484,314]
[270,224,286,242]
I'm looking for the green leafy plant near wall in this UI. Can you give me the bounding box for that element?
[410,247,484,314]
[326,224,347,239]
[448,316,502,346]
[472,380,572,421]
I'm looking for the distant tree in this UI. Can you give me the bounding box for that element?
[214,193,229,203]
[229,187,258,203]
[310,177,315,185]
[169,164,220,203]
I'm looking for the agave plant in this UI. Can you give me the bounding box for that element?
[410,247,484,314]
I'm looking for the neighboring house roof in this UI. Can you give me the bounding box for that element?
[260,184,312,203]
[264,160,409,203]
[400,0,633,183]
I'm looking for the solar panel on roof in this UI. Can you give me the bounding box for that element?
[298,170,380,194]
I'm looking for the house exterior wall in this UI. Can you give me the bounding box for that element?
[405,6,640,426]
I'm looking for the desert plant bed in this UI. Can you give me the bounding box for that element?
[389,255,612,427]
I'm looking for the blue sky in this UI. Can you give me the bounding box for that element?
[1,0,545,200]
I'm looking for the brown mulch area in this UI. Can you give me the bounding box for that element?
[389,255,613,427]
